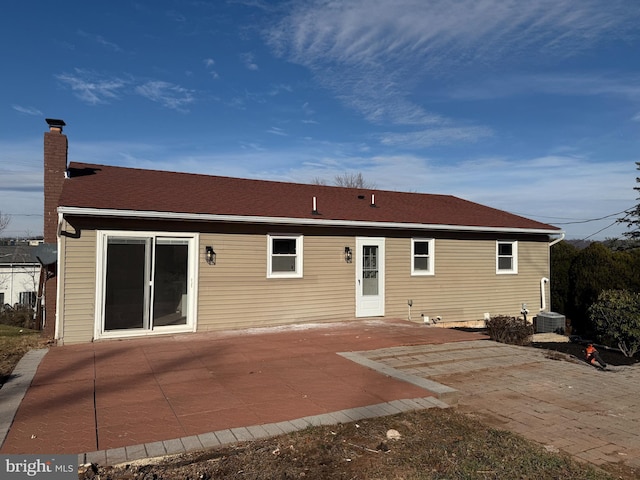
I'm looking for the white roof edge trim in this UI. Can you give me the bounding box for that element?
[57,206,562,235]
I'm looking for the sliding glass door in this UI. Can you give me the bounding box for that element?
[153,238,189,327]
[98,232,196,337]
[104,237,149,330]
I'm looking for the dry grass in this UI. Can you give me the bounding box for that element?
[80,409,632,480]
[0,324,49,386]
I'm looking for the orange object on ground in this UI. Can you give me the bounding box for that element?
[585,344,607,368]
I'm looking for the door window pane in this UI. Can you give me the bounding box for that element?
[153,240,189,326]
[362,245,379,295]
[104,239,147,330]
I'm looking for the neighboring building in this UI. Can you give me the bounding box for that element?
[43,119,564,345]
[0,245,40,309]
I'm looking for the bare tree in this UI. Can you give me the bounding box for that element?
[310,176,328,186]
[0,213,9,295]
[312,172,376,189]
[0,211,9,235]
[334,172,375,189]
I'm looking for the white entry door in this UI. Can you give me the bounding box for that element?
[356,237,385,317]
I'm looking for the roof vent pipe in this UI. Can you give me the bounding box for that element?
[312,196,319,215]
[371,193,376,207]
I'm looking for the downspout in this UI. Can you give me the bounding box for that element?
[53,212,63,341]
[542,233,564,313]
[540,277,549,311]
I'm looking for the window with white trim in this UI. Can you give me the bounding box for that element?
[411,238,435,275]
[19,291,36,308]
[267,235,303,278]
[496,241,518,274]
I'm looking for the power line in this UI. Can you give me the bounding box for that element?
[554,209,631,225]
[509,207,633,225]
[583,220,621,241]
[2,213,43,217]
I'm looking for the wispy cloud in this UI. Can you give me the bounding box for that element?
[12,105,43,116]
[55,69,196,111]
[379,126,493,148]
[77,30,122,52]
[266,126,287,136]
[203,57,219,79]
[55,69,128,105]
[135,81,195,111]
[447,73,640,101]
[266,0,638,145]
[268,84,292,96]
[166,10,187,23]
[241,52,259,70]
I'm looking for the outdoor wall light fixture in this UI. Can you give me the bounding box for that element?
[205,246,216,265]
[344,246,353,263]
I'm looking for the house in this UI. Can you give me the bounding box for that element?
[42,119,563,345]
[0,245,41,309]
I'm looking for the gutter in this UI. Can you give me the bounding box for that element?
[57,206,562,236]
[549,232,565,246]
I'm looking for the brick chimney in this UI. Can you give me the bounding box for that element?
[43,118,67,338]
[44,118,67,243]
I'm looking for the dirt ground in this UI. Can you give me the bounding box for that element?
[531,338,640,367]
[78,408,626,480]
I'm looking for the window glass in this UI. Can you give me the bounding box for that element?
[273,238,296,255]
[414,242,429,256]
[19,291,36,308]
[272,255,296,272]
[498,256,513,270]
[414,257,430,271]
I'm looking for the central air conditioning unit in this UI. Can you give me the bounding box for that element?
[535,311,566,334]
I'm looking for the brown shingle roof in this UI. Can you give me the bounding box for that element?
[58,162,560,233]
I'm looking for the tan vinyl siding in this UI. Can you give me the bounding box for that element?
[385,237,550,323]
[197,233,355,330]
[60,228,96,344]
[57,215,552,343]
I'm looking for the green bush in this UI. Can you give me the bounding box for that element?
[485,315,533,346]
[588,289,640,357]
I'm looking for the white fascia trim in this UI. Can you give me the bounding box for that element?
[58,206,563,235]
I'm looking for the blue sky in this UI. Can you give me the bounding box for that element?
[1,0,639,239]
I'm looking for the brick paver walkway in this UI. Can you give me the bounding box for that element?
[350,340,640,469]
